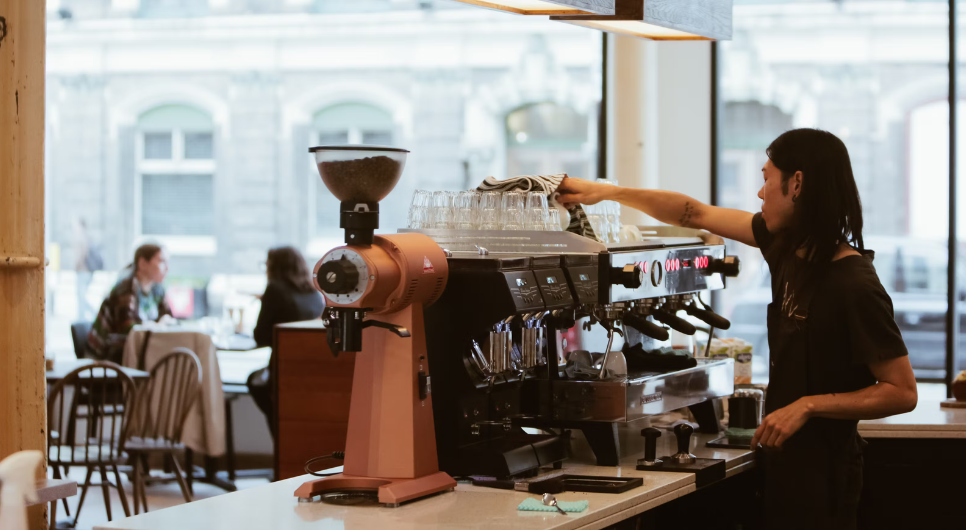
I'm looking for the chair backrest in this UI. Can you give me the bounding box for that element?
[129,348,202,445]
[47,361,137,465]
[70,321,93,359]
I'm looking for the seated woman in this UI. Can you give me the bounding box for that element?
[86,244,172,363]
[247,246,325,431]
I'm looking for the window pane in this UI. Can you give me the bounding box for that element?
[142,174,214,236]
[506,102,593,179]
[362,130,392,145]
[318,131,349,145]
[144,132,173,159]
[184,132,214,159]
[717,0,950,382]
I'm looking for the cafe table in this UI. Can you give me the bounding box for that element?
[46,359,149,385]
[122,325,268,491]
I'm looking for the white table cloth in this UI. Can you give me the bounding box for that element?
[122,329,227,457]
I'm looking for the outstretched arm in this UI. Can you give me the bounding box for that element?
[752,356,918,449]
[556,177,758,247]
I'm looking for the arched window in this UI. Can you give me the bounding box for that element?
[311,102,394,234]
[137,104,216,253]
[505,102,591,178]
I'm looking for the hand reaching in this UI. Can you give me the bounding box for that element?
[556,177,613,208]
[751,398,812,450]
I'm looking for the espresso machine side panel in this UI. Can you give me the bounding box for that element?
[423,269,543,474]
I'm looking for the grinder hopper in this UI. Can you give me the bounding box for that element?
[310,145,409,245]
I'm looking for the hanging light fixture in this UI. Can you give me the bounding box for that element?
[447,1,615,16]
[551,0,732,40]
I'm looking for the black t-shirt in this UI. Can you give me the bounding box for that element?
[751,212,908,529]
[752,212,908,409]
[253,280,326,348]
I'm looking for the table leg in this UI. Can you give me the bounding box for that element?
[185,448,193,495]
[225,394,237,482]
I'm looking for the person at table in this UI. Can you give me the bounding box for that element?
[86,243,172,363]
[557,128,918,530]
[247,246,325,431]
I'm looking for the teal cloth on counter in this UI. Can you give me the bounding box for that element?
[725,427,757,439]
[517,498,589,513]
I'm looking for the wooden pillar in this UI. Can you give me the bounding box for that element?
[0,1,48,529]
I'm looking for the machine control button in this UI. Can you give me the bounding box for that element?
[650,260,663,287]
[318,256,360,295]
[610,264,644,289]
[709,256,741,277]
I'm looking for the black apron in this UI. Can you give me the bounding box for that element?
[762,297,866,530]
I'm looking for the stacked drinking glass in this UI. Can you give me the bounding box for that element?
[408,189,564,231]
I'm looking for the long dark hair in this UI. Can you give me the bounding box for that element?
[765,129,864,284]
[267,246,314,293]
[129,244,163,274]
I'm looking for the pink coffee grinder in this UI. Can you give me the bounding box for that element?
[294,146,455,506]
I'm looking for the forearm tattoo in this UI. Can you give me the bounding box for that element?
[678,202,694,227]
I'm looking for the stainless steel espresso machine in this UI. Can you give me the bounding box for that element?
[410,228,741,478]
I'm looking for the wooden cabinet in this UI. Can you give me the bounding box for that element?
[272,321,355,481]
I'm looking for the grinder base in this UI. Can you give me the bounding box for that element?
[295,472,456,507]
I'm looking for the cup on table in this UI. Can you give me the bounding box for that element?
[479,191,503,230]
[502,192,525,230]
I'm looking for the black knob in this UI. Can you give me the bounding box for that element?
[684,304,731,330]
[641,427,662,463]
[652,308,697,336]
[709,256,741,277]
[318,257,360,295]
[623,313,670,342]
[674,423,694,455]
[610,264,644,289]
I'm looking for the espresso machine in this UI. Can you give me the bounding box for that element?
[294,146,456,505]
[411,228,740,477]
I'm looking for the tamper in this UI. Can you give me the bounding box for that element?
[637,428,663,468]
[668,423,697,464]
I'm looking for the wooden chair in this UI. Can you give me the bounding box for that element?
[47,361,136,528]
[70,321,92,359]
[125,347,202,514]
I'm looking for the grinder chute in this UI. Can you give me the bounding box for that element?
[296,145,456,505]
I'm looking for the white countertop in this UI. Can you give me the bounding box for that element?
[95,433,754,530]
[858,400,966,439]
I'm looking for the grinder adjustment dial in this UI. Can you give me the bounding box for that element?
[317,249,370,304]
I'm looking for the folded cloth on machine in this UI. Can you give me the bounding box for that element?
[517,497,589,513]
[476,174,602,242]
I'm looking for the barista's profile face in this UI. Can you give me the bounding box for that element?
[758,158,799,233]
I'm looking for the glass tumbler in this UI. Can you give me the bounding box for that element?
[502,192,526,230]
[548,209,562,231]
[455,191,480,230]
[525,192,550,231]
[479,192,503,230]
[432,191,457,229]
[409,190,433,229]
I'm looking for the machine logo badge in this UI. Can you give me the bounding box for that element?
[641,391,663,405]
[422,256,435,274]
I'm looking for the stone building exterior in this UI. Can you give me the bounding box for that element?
[45,0,604,281]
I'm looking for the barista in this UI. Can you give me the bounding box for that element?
[556,128,918,530]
